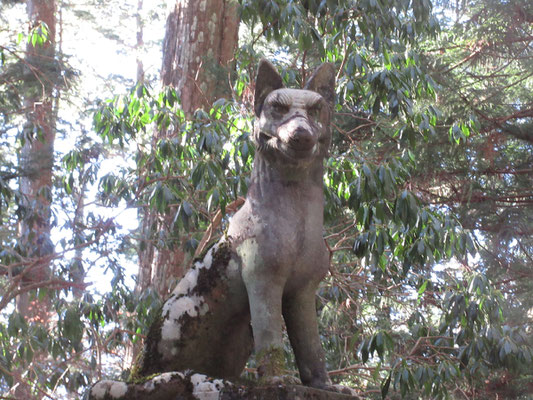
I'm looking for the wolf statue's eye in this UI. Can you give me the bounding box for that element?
[308,105,322,121]
[271,103,289,114]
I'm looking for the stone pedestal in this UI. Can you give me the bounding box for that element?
[222,385,360,400]
[88,375,361,400]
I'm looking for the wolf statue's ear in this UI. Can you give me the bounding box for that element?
[254,59,284,116]
[304,63,336,106]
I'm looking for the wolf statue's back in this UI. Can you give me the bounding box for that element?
[88,60,357,400]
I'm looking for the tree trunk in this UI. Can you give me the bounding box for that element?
[161,0,240,115]
[14,3,57,398]
[17,0,57,320]
[136,0,239,298]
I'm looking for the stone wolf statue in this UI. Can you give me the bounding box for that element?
[90,60,351,399]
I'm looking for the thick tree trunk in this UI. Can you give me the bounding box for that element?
[161,0,240,115]
[14,3,57,399]
[17,0,57,319]
[136,0,239,298]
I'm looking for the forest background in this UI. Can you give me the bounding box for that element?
[0,0,532,399]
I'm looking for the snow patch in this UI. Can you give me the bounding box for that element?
[90,380,128,399]
[161,295,209,341]
[174,267,199,296]
[154,371,184,384]
[190,373,226,400]
[203,245,216,269]
[144,372,184,392]
[108,382,128,398]
[173,243,219,297]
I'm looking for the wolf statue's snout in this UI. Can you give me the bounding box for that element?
[289,127,315,150]
[279,118,317,152]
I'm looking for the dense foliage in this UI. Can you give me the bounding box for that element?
[0,0,531,399]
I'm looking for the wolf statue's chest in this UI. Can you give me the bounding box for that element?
[229,201,329,283]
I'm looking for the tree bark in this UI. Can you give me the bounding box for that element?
[17,0,57,320]
[161,0,240,115]
[14,3,57,399]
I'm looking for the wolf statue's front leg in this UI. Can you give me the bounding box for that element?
[235,236,291,383]
[283,284,331,388]
[243,276,287,380]
[237,242,332,389]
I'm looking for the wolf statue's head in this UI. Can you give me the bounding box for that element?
[252,60,335,167]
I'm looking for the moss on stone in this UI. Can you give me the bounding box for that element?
[127,352,145,383]
[128,370,161,385]
[128,308,165,381]
[195,242,232,295]
[256,346,286,380]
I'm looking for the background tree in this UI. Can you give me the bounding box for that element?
[1,1,164,398]
[16,0,57,318]
[406,1,533,396]
[2,1,61,397]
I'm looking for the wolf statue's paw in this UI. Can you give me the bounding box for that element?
[259,374,301,386]
[326,384,360,398]
[256,346,301,387]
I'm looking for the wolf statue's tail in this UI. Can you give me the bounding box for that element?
[131,240,253,381]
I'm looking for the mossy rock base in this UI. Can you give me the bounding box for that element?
[88,376,361,400]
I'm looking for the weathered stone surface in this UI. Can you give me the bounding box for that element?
[87,376,361,400]
[88,371,230,400]
[222,385,361,400]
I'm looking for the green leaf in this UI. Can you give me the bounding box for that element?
[63,308,83,349]
[381,373,391,399]
[417,280,428,297]
[182,201,193,216]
